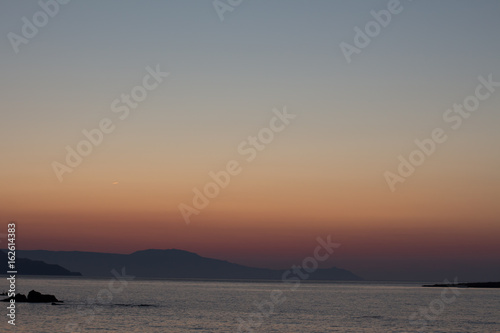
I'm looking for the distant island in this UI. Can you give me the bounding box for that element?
[14,249,363,281]
[423,282,500,288]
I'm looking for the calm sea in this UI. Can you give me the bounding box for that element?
[1,277,499,332]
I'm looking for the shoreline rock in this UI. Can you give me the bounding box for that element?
[1,290,62,303]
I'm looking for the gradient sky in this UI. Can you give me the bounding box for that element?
[1,0,499,281]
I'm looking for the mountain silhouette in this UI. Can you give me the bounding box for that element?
[16,249,362,281]
[1,250,81,276]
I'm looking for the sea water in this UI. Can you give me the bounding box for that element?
[1,277,499,332]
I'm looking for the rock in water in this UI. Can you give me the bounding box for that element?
[1,293,28,302]
[1,290,62,303]
[27,290,60,303]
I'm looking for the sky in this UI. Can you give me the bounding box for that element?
[0,0,499,281]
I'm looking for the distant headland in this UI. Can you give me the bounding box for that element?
[423,282,500,288]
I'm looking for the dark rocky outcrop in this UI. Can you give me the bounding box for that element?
[1,290,62,303]
[3,293,27,302]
